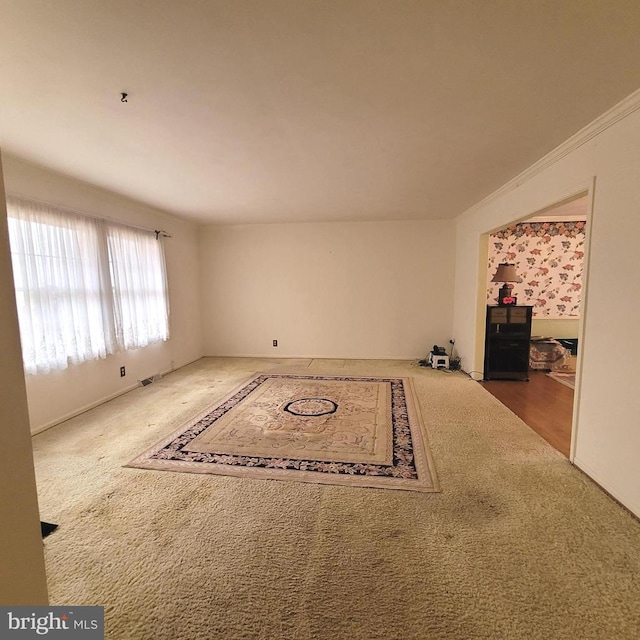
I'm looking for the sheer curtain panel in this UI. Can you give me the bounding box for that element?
[107,223,170,350]
[7,198,116,374]
[6,197,170,375]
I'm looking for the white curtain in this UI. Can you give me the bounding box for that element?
[107,223,170,350]
[6,197,170,375]
[7,198,116,374]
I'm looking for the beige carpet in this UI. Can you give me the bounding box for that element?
[32,358,640,639]
[126,373,437,492]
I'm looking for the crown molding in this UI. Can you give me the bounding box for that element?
[458,87,640,221]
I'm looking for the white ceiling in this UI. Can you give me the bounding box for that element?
[2,1,640,225]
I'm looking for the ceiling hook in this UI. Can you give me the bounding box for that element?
[121,92,128,103]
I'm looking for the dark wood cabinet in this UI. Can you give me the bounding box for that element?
[484,306,532,381]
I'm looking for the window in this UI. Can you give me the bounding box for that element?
[7,197,170,375]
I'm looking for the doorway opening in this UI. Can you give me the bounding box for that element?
[478,190,591,459]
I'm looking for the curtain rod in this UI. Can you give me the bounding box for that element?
[6,193,173,238]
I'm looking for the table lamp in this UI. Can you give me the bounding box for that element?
[491,263,518,305]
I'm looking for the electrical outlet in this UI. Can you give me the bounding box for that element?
[120,366,126,377]
[273,339,278,347]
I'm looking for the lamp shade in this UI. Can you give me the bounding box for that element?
[491,263,518,283]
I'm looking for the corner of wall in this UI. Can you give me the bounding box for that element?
[0,149,49,604]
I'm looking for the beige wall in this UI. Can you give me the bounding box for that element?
[200,220,454,359]
[531,318,580,339]
[0,151,48,604]
[3,155,204,432]
[453,97,640,517]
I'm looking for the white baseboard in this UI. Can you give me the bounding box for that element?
[202,352,420,361]
[573,456,640,520]
[30,381,141,436]
[30,356,203,436]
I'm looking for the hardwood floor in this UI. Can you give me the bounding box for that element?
[481,371,574,457]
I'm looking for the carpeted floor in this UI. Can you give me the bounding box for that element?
[32,358,640,639]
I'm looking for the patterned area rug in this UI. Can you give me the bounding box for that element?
[127,373,438,492]
[546,371,576,389]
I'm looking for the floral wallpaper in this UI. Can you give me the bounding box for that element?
[487,221,586,318]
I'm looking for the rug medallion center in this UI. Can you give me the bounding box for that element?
[283,397,338,417]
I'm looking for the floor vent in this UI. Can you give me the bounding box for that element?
[140,374,162,387]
